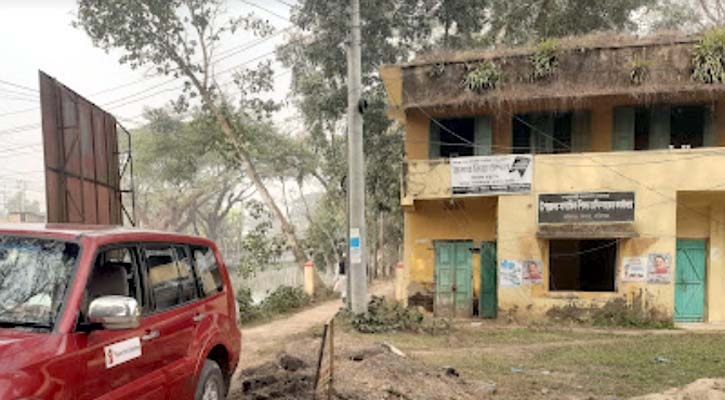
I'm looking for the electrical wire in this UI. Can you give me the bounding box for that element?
[238,0,289,21]
[0,79,38,93]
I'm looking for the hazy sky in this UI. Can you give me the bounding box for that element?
[0,0,294,210]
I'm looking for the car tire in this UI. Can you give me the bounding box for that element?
[195,359,226,400]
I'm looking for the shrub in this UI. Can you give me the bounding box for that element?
[692,28,725,84]
[236,287,266,324]
[345,296,450,334]
[261,286,310,314]
[530,39,558,81]
[546,293,673,329]
[236,285,312,325]
[428,62,446,78]
[462,61,501,93]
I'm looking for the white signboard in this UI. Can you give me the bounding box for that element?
[450,155,533,196]
[104,337,142,368]
[499,259,523,288]
[621,257,647,282]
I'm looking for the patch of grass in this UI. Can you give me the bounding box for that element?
[350,323,725,398]
[462,61,501,93]
[692,27,725,84]
[531,333,725,397]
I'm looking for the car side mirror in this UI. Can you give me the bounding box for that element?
[88,296,140,330]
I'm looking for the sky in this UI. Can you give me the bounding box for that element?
[0,0,296,212]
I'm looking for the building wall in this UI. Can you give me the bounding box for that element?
[402,94,725,321]
[404,197,497,297]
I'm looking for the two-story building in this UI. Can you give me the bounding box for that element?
[381,33,725,322]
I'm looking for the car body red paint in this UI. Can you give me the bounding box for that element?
[0,224,241,400]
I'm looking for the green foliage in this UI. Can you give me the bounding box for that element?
[237,201,286,277]
[261,286,311,314]
[237,285,312,325]
[692,28,725,84]
[485,0,657,45]
[236,287,265,324]
[428,62,447,78]
[629,59,651,86]
[462,61,502,93]
[546,294,674,329]
[530,39,558,81]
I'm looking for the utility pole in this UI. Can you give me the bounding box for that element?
[347,0,368,314]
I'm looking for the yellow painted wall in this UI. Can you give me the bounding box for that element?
[403,148,725,321]
[401,93,725,321]
[404,198,497,297]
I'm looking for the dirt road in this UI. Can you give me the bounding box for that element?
[231,281,393,389]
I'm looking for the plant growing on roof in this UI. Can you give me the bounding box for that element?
[629,59,650,86]
[530,39,558,81]
[428,62,447,78]
[692,28,725,84]
[462,60,502,93]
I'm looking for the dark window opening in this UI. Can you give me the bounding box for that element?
[634,108,650,151]
[512,117,531,154]
[671,106,704,148]
[549,239,617,292]
[512,112,573,154]
[553,113,572,154]
[435,118,475,158]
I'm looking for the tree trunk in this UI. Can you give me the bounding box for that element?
[205,98,308,267]
[378,211,385,277]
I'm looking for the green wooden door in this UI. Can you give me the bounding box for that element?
[479,242,497,319]
[675,239,706,322]
[435,241,473,317]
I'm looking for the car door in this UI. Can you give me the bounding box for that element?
[77,244,166,400]
[141,243,200,398]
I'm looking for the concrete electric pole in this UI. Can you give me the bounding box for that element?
[347,0,368,314]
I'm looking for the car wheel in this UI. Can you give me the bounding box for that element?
[195,359,226,400]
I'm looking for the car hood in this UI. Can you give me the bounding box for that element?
[0,329,72,397]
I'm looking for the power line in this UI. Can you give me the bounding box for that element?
[239,0,289,21]
[0,79,38,93]
[0,107,37,118]
[270,0,294,7]
[0,96,37,103]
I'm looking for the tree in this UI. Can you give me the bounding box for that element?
[4,188,40,215]
[74,0,311,269]
[132,108,253,244]
[486,0,657,45]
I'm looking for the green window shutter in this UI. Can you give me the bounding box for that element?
[571,111,591,152]
[474,116,492,156]
[704,106,715,147]
[429,120,441,159]
[613,107,635,151]
[649,105,671,149]
[531,114,554,154]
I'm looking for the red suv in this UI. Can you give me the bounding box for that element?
[0,224,241,400]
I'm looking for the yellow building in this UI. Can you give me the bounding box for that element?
[381,33,725,322]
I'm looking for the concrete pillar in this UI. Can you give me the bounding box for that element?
[395,262,408,306]
[709,205,725,321]
[304,261,315,297]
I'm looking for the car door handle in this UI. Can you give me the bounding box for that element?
[141,330,160,342]
[192,313,206,323]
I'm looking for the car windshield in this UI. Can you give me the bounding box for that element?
[0,235,80,329]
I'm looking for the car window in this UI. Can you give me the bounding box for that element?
[84,245,144,320]
[0,236,79,329]
[174,245,198,303]
[191,246,224,297]
[144,245,197,311]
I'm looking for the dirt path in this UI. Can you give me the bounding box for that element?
[230,280,394,390]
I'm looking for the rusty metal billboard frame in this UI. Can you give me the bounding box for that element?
[39,71,135,226]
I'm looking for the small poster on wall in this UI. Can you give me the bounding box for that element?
[500,259,522,288]
[522,260,543,284]
[621,257,648,282]
[647,253,672,284]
